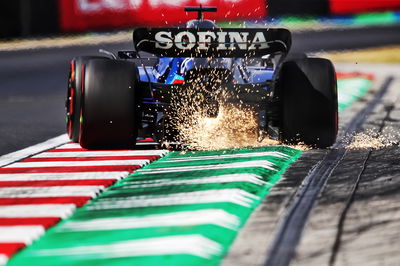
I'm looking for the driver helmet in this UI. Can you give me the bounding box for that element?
[186,19,219,29]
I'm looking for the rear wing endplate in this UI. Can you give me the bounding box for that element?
[133,28,291,58]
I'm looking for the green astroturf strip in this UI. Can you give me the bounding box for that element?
[7,76,372,266]
[338,77,373,112]
[217,21,245,28]
[278,12,400,27]
[354,12,398,26]
[7,146,301,266]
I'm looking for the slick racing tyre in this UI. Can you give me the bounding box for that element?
[79,59,139,149]
[284,52,307,62]
[277,58,338,148]
[66,56,108,142]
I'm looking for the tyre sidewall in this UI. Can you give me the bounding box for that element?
[79,59,139,148]
[67,56,108,142]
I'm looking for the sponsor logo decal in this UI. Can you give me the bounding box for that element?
[155,30,269,50]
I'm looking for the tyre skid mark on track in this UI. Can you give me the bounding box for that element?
[329,96,397,266]
[0,142,168,264]
[264,76,394,266]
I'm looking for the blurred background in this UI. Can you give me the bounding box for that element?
[1,0,400,38]
[0,0,400,156]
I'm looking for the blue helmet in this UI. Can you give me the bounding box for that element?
[186,19,219,29]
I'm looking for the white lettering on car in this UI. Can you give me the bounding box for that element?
[154,31,269,51]
[155,31,173,49]
[174,31,196,50]
[216,32,228,50]
[249,31,269,49]
[197,31,216,50]
[228,32,249,50]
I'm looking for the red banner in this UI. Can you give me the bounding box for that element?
[330,0,400,14]
[59,0,266,32]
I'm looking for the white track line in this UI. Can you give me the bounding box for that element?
[0,186,105,198]
[0,254,7,266]
[0,226,45,244]
[0,172,129,181]
[137,160,277,174]
[89,189,259,209]
[7,160,149,168]
[34,150,168,158]
[58,143,85,149]
[35,235,221,259]
[0,134,69,167]
[163,152,290,162]
[0,204,76,218]
[59,209,240,231]
[122,173,269,188]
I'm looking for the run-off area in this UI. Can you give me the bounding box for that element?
[1,70,385,266]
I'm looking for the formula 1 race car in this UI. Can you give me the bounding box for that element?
[66,6,338,149]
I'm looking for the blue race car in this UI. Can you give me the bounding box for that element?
[66,6,338,149]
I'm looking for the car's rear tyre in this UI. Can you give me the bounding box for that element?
[79,59,139,149]
[277,58,338,148]
[284,52,307,62]
[66,56,108,142]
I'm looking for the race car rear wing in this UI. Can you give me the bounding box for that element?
[133,28,291,58]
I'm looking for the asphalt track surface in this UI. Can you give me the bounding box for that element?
[265,76,394,266]
[223,64,400,266]
[1,24,400,156]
